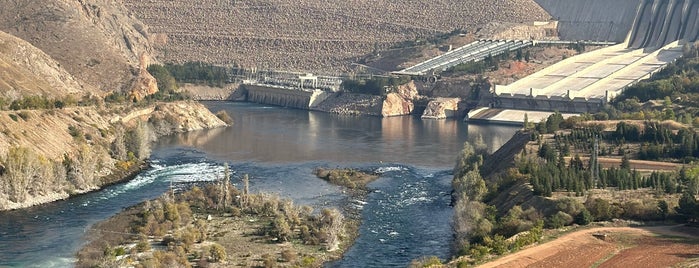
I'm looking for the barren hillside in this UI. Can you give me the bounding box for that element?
[0,30,95,99]
[0,0,154,92]
[123,0,551,73]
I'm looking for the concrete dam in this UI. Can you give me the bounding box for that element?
[628,0,699,48]
[474,0,699,122]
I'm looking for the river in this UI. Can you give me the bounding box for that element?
[0,102,518,267]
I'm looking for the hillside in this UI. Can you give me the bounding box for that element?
[0,0,154,93]
[0,101,228,211]
[0,30,95,99]
[123,0,551,73]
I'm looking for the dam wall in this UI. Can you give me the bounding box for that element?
[535,0,641,42]
[244,84,330,109]
[628,0,699,48]
[492,96,605,114]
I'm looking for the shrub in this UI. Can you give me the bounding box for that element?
[262,253,276,268]
[208,243,226,263]
[136,239,150,252]
[575,208,593,225]
[8,114,17,122]
[409,256,442,267]
[547,211,573,228]
[281,249,296,262]
[215,110,233,125]
[17,111,30,120]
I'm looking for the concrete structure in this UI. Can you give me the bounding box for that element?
[244,84,333,110]
[242,72,339,109]
[470,0,699,121]
[627,0,699,49]
[535,0,641,42]
[493,42,684,113]
[466,108,577,125]
[394,40,533,76]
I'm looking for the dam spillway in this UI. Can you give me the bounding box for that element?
[486,0,698,116]
[628,0,699,48]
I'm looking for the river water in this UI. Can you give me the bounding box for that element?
[0,102,518,267]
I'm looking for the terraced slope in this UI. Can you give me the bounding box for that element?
[123,0,551,73]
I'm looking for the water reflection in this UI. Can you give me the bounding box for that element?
[157,102,519,167]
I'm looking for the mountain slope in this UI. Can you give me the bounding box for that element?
[0,30,94,99]
[123,0,551,73]
[0,0,154,92]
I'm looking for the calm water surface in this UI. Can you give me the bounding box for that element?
[0,102,518,267]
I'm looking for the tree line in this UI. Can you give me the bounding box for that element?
[0,122,150,207]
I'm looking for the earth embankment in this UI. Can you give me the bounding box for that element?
[123,0,550,73]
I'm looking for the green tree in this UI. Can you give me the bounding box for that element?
[147,64,178,93]
[575,208,593,225]
[677,191,698,222]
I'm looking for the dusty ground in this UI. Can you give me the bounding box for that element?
[477,225,699,268]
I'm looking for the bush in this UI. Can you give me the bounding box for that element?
[281,249,296,262]
[262,253,276,268]
[575,208,593,225]
[215,110,233,125]
[409,256,442,267]
[208,243,226,263]
[547,211,573,228]
[17,111,30,120]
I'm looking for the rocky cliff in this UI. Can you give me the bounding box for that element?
[0,0,154,93]
[421,98,460,119]
[313,81,419,116]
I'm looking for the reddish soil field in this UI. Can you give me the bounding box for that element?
[478,226,699,268]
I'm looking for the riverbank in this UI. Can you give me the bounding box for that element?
[0,101,228,211]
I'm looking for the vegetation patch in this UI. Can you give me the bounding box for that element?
[314,168,379,190]
[77,168,349,267]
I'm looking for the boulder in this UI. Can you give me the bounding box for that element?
[421,98,460,119]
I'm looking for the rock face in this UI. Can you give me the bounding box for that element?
[421,98,460,119]
[0,30,95,99]
[313,93,384,116]
[122,0,550,73]
[129,54,159,101]
[0,0,154,93]
[313,82,419,117]
[382,93,414,117]
[181,83,244,101]
[381,81,419,116]
[148,102,229,136]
